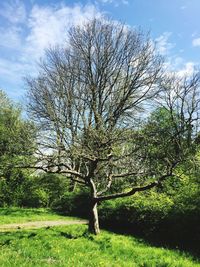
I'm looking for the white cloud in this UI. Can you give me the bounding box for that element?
[163,54,197,78]
[98,0,129,6]
[156,32,198,77]
[0,0,26,24]
[0,56,33,100]
[155,32,175,55]
[0,2,101,99]
[99,0,114,3]
[192,37,200,47]
[25,4,101,60]
[0,26,22,49]
[0,57,30,81]
[177,62,196,77]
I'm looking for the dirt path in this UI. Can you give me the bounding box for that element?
[0,219,88,231]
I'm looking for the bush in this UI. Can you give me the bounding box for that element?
[0,169,31,207]
[99,191,174,233]
[0,172,70,208]
[51,184,200,254]
[52,189,90,217]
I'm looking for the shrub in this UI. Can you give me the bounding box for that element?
[52,189,90,217]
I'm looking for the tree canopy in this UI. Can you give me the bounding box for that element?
[0,90,35,170]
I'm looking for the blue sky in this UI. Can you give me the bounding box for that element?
[0,0,200,101]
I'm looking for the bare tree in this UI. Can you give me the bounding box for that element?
[137,72,200,184]
[160,73,200,147]
[26,19,200,234]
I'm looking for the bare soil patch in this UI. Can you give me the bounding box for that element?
[0,219,88,231]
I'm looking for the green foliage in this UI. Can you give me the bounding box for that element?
[0,90,36,207]
[21,174,69,208]
[0,90,35,165]
[0,171,70,208]
[52,189,90,217]
[99,191,174,232]
[0,92,69,208]
[98,173,200,253]
[137,107,199,175]
[0,169,31,206]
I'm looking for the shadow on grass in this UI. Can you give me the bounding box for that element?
[0,229,38,247]
[55,210,200,261]
[56,209,200,260]
[0,226,85,249]
[100,220,200,261]
[0,223,199,266]
[1,207,199,262]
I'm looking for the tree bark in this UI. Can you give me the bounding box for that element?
[88,200,100,235]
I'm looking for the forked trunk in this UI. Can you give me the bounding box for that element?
[88,200,100,235]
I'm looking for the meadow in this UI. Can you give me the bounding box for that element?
[0,208,199,267]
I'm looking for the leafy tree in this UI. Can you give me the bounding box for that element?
[22,173,70,208]
[0,90,36,206]
[26,19,200,234]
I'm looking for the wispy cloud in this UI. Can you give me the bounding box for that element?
[155,32,175,56]
[0,3,101,98]
[177,62,196,77]
[155,33,194,78]
[25,4,101,60]
[164,56,197,77]
[99,0,114,3]
[98,0,129,6]
[0,0,26,24]
[0,26,22,49]
[192,37,200,47]
[0,56,33,99]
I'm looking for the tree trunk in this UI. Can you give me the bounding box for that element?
[88,200,100,235]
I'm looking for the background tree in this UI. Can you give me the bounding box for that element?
[0,90,36,206]
[26,19,200,234]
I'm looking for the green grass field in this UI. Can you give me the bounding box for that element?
[0,208,199,267]
[0,207,77,225]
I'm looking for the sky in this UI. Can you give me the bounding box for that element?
[0,0,200,102]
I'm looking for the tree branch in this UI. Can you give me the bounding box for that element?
[96,173,173,202]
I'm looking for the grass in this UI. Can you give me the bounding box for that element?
[0,207,199,266]
[0,224,199,267]
[0,207,77,225]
